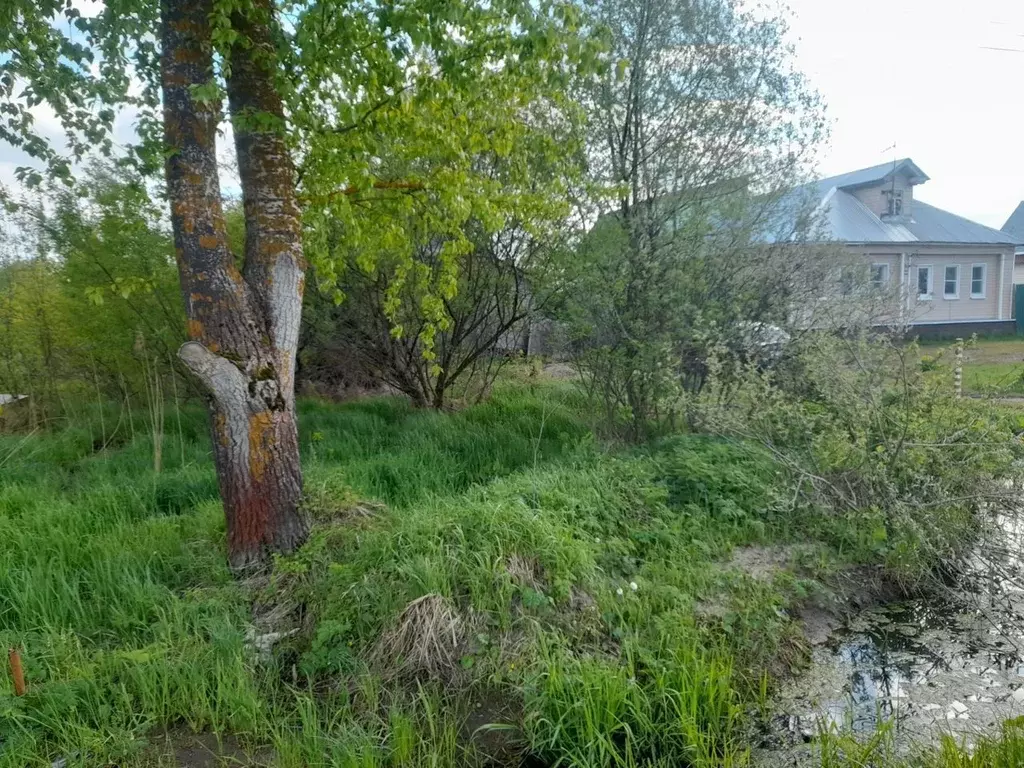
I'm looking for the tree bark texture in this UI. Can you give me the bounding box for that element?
[160,0,308,571]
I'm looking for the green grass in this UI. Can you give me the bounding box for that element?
[818,717,1024,767]
[918,336,1024,395]
[0,383,1019,767]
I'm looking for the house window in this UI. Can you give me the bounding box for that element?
[917,265,933,300]
[971,263,987,298]
[884,189,904,216]
[871,263,890,288]
[943,265,959,299]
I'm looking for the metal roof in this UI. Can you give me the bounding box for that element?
[906,200,1019,245]
[1002,201,1024,244]
[813,158,929,196]
[776,159,1018,246]
[816,188,917,243]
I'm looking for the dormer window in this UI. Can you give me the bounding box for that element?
[884,189,903,217]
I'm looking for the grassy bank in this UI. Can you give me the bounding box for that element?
[0,381,1019,766]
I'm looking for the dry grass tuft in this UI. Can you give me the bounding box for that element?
[505,554,545,592]
[373,594,464,681]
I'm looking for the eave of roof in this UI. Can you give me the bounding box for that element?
[815,158,930,195]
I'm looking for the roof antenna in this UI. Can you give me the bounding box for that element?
[881,142,897,215]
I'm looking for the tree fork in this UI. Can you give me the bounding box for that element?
[161,0,308,570]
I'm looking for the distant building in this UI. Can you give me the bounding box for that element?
[1000,201,1024,284]
[792,159,1018,335]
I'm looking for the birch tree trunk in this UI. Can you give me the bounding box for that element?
[160,0,308,571]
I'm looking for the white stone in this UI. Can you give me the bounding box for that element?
[1012,687,1024,703]
[951,700,969,714]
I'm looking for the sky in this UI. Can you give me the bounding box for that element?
[786,0,1024,229]
[2,0,1023,230]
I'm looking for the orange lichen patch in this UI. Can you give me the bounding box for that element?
[187,318,204,340]
[198,235,221,250]
[258,240,292,258]
[213,412,229,448]
[162,72,189,88]
[248,411,274,483]
[173,48,205,65]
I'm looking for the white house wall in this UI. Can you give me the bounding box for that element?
[848,245,1014,325]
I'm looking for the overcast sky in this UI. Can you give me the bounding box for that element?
[3,0,1023,229]
[787,0,1024,229]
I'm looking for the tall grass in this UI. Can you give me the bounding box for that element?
[1,384,1019,767]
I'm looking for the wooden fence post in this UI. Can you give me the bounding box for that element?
[954,338,963,399]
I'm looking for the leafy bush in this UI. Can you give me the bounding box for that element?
[694,332,1023,585]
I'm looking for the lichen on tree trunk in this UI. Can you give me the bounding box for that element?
[160,0,308,570]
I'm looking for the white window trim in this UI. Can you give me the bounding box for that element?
[970,263,987,299]
[871,262,890,288]
[943,264,960,299]
[917,264,933,300]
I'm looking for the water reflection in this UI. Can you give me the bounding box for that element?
[802,509,1024,741]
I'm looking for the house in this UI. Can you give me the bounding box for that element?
[796,159,1018,336]
[1000,201,1024,283]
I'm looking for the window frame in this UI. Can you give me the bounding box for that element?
[970,263,987,299]
[943,264,960,299]
[916,264,933,300]
[884,188,904,216]
[871,262,890,289]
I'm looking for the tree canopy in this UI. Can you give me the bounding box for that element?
[3,0,600,338]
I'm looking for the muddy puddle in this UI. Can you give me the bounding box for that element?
[757,513,1024,763]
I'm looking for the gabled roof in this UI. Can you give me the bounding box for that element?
[773,159,1018,246]
[1002,201,1024,244]
[814,158,929,196]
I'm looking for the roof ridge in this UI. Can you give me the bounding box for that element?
[815,157,923,190]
